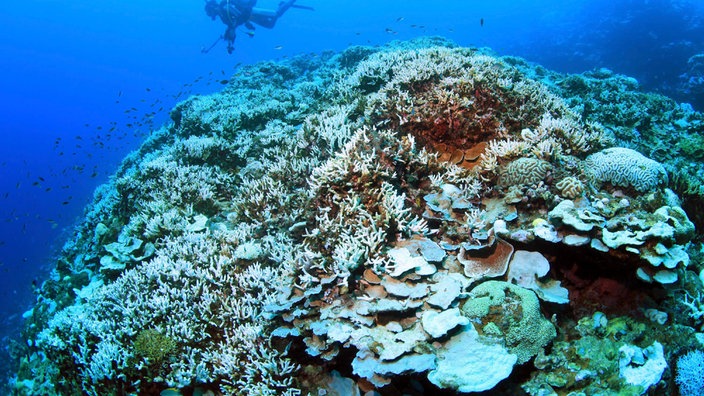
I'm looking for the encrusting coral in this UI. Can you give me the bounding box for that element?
[12,37,704,396]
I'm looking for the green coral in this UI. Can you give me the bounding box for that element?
[134,329,177,366]
[677,133,704,160]
[461,281,556,364]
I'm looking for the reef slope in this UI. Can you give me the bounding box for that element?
[14,37,704,396]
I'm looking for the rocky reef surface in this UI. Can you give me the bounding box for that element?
[12,37,704,396]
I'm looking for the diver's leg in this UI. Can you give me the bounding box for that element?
[249,8,277,28]
[224,25,237,53]
[250,1,296,28]
[276,0,296,17]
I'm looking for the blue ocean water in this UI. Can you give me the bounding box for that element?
[0,0,703,387]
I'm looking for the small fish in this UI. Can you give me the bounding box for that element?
[480,18,484,27]
[246,31,255,38]
[274,45,283,50]
[219,79,229,85]
[396,17,404,22]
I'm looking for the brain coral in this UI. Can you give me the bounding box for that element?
[583,147,668,193]
[555,176,584,199]
[500,157,552,186]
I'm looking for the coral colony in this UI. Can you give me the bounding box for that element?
[13,38,704,395]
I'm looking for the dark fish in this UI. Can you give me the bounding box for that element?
[220,80,229,85]
[396,17,404,22]
[480,18,484,27]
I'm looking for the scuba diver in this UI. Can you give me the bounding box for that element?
[204,0,308,54]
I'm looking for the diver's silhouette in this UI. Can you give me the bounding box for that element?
[204,0,306,54]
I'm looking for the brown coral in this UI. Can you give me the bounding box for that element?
[555,176,584,199]
[499,158,552,186]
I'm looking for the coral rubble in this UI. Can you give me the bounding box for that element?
[13,37,704,396]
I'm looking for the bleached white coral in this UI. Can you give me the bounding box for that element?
[584,147,668,192]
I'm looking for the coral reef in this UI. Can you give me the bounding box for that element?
[12,37,704,396]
